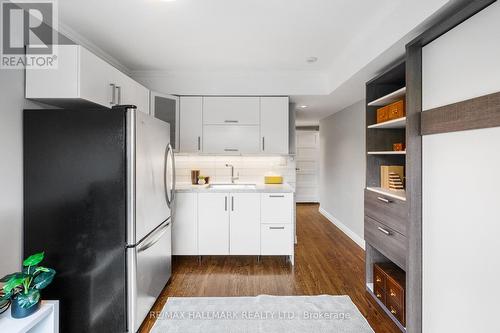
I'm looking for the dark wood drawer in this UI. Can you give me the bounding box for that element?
[387,296,406,326]
[387,276,405,307]
[374,264,386,291]
[373,284,386,304]
[365,189,407,236]
[365,216,407,269]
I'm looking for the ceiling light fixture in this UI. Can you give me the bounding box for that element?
[299,105,308,109]
[306,57,318,63]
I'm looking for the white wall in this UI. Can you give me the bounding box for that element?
[318,100,366,248]
[0,70,47,277]
[422,2,500,332]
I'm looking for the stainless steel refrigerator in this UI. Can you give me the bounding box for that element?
[23,105,175,333]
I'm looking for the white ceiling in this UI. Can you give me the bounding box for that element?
[58,0,451,123]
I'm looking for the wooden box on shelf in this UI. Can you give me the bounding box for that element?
[381,166,404,190]
[388,100,405,120]
[376,106,390,123]
[373,263,406,327]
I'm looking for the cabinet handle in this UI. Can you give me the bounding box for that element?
[225,196,227,211]
[110,83,116,105]
[377,227,391,236]
[262,137,265,151]
[224,148,239,152]
[269,226,285,230]
[197,136,201,151]
[116,86,121,105]
[269,195,285,198]
[231,196,234,211]
[224,120,239,123]
[377,196,392,203]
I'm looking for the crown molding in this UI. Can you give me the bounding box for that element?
[57,21,131,75]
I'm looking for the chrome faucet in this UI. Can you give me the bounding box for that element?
[225,164,239,184]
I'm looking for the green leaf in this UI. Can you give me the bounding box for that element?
[23,252,44,267]
[0,272,24,283]
[34,267,50,273]
[33,269,56,290]
[2,277,25,293]
[16,289,40,309]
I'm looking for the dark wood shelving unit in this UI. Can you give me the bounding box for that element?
[365,60,408,332]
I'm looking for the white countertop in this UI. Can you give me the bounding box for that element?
[175,183,295,193]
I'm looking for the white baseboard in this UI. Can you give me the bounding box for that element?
[318,207,365,250]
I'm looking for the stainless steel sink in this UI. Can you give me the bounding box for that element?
[208,183,257,190]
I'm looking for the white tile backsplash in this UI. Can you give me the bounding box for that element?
[175,155,296,185]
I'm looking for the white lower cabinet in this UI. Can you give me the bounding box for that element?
[198,193,230,255]
[174,191,294,262]
[172,193,198,255]
[229,193,261,255]
[261,224,293,255]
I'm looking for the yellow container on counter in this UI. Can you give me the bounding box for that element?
[264,176,283,184]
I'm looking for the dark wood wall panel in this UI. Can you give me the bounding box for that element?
[405,43,423,333]
[421,91,500,135]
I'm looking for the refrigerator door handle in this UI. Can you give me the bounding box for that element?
[137,221,171,253]
[164,143,176,209]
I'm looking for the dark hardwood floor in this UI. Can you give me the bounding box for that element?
[139,203,400,333]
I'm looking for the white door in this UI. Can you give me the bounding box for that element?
[179,96,203,153]
[260,97,289,154]
[203,97,260,125]
[172,193,198,255]
[198,193,230,255]
[295,130,319,203]
[229,193,260,255]
[203,125,260,154]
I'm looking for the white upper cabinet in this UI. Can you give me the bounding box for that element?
[26,45,149,113]
[260,97,289,154]
[203,97,260,125]
[203,125,260,154]
[179,96,203,153]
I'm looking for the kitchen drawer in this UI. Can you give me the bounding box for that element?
[386,296,406,326]
[387,276,405,308]
[365,216,407,269]
[373,284,386,304]
[374,264,387,291]
[365,189,407,236]
[261,193,293,223]
[261,224,293,255]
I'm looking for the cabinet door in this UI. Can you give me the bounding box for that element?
[260,97,289,154]
[172,193,198,255]
[203,97,260,125]
[117,74,150,114]
[198,193,230,255]
[229,193,260,255]
[26,45,80,100]
[80,46,122,108]
[151,92,180,151]
[179,96,203,153]
[203,125,260,154]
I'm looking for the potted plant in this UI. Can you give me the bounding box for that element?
[0,252,56,318]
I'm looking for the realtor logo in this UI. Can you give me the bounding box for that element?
[1,0,58,69]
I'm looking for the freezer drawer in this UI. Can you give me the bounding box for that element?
[127,221,172,332]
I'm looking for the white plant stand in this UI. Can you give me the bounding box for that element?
[0,300,59,333]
